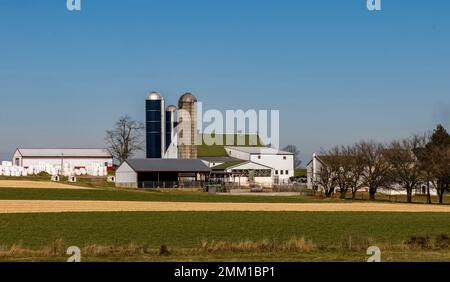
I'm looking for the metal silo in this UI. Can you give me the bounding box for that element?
[146,92,165,158]
[163,105,179,159]
[177,92,198,159]
[165,105,177,151]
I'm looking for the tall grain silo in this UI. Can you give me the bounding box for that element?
[163,105,179,158]
[165,105,177,152]
[146,92,165,158]
[177,92,198,159]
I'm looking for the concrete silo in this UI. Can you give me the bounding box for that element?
[177,92,198,159]
[146,92,165,158]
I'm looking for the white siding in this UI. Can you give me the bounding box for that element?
[307,154,324,190]
[255,176,274,186]
[115,162,138,188]
[12,150,22,166]
[20,158,113,168]
[224,147,295,184]
[201,160,226,168]
[226,162,270,170]
[250,154,294,181]
[224,162,275,186]
[226,148,251,160]
[229,176,273,186]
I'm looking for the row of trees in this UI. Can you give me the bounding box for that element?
[315,125,450,204]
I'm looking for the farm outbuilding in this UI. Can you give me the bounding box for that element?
[211,160,273,186]
[223,146,295,184]
[13,148,113,168]
[115,159,211,188]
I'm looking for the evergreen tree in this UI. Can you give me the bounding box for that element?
[424,124,450,204]
[427,124,450,148]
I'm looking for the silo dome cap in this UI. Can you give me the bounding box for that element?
[166,105,177,112]
[179,92,197,103]
[146,91,163,100]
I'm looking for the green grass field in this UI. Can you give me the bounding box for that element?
[1,212,450,261]
[0,188,336,203]
[1,187,448,204]
[1,181,450,261]
[3,212,447,248]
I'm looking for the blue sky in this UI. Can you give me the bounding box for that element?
[0,0,449,164]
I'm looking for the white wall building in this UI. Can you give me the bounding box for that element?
[306,153,324,190]
[13,148,113,169]
[217,161,274,186]
[222,146,295,185]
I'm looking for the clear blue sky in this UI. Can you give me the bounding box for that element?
[1,0,449,164]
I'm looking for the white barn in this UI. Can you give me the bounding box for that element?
[211,160,274,186]
[222,146,295,184]
[13,148,113,169]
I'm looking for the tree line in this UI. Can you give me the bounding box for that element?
[314,125,450,204]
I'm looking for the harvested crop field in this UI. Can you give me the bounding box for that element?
[0,180,90,189]
[1,200,450,213]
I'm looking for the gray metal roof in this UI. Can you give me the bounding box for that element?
[125,159,211,172]
[16,148,113,158]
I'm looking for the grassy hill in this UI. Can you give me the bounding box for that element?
[197,133,264,157]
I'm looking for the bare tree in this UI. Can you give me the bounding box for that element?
[326,146,353,199]
[384,136,424,203]
[283,145,302,168]
[410,134,432,204]
[346,145,366,200]
[315,162,338,197]
[105,115,145,163]
[356,141,391,201]
[314,147,358,199]
[418,160,434,205]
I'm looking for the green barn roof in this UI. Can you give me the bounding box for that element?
[197,134,264,157]
[211,160,247,170]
